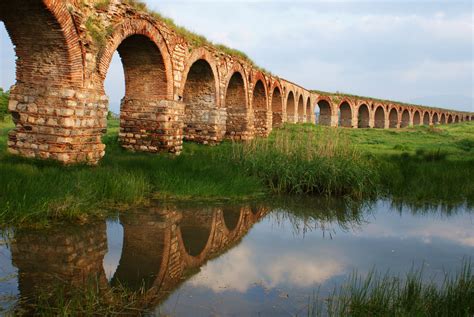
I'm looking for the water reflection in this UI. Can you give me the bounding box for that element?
[0,198,472,315]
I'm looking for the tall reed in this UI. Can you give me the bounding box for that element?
[231,125,379,198]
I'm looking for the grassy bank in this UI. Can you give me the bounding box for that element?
[0,118,473,226]
[309,260,474,317]
[0,119,264,226]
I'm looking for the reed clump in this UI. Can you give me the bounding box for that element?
[309,260,474,316]
[231,125,379,198]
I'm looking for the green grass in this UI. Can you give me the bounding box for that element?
[309,260,474,317]
[0,118,264,227]
[1,118,473,227]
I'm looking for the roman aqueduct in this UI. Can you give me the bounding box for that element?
[1,0,472,164]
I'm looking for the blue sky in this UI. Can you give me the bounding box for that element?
[1,0,472,113]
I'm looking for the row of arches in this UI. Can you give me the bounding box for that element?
[315,98,470,129]
[0,1,470,165]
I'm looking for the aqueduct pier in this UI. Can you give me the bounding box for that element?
[1,0,472,164]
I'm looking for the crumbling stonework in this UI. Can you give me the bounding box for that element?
[0,0,471,164]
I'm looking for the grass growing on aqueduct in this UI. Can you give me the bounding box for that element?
[0,116,473,226]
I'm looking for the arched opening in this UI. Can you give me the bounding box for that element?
[180,212,213,257]
[253,80,268,136]
[374,106,385,129]
[271,86,283,127]
[471,116,474,121]
[223,207,241,232]
[422,112,430,125]
[432,113,439,125]
[440,114,446,124]
[357,104,370,128]
[317,100,332,126]
[339,102,352,127]
[286,91,296,123]
[111,213,165,292]
[401,109,410,128]
[448,115,453,123]
[306,98,312,123]
[297,95,305,123]
[183,59,218,143]
[454,115,460,123]
[105,34,168,152]
[389,108,398,128]
[225,72,248,139]
[413,111,421,125]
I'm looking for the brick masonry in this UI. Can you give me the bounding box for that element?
[0,0,472,164]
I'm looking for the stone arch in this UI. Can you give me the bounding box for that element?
[182,55,221,144]
[389,108,398,128]
[1,0,91,163]
[316,97,333,126]
[440,113,446,124]
[286,91,296,123]
[401,109,410,128]
[339,101,352,127]
[454,115,460,123]
[98,19,180,154]
[252,75,269,137]
[223,206,243,233]
[271,82,283,127]
[297,94,305,123]
[0,0,84,87]
[447,114,453,123]
[432,113,439,125]
[98,19,173,99]
[422,111,430,125]
[357,104,370,128]
[110,213,169,292]
[374,105,385,129]
[413,110,421,125]
[179,211,214,258]
[306,97,312,123]
[224,67,252,140]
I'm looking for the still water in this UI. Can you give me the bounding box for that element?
[0,198,473,315]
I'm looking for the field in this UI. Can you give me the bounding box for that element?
[0,117,473,227]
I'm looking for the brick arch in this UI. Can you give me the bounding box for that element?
[0,0,84,87]
[181,52,222,144]
[270,81,284,127]
[180,48,220,105]
[97,18,173,100]
[432,112,439,125]
[357,103,370,128]
[388,107,398,128]
[373,105,385,129]
[253,76,270,137]
[338,99,353,127]
[422,111,430,125]
[440,113,446,124]
[178,210,216,264]
[224,64,252,140]
[286,90,297,123]
[401,108,410,128]
[110,213,171,292]
[454,115,460,123]
[413,110,422,125]
[316,96,333,126]
[297,94,305,123]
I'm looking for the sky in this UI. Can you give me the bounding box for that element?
[0,0,472,113]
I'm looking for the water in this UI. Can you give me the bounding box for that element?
[0,198,472,315]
